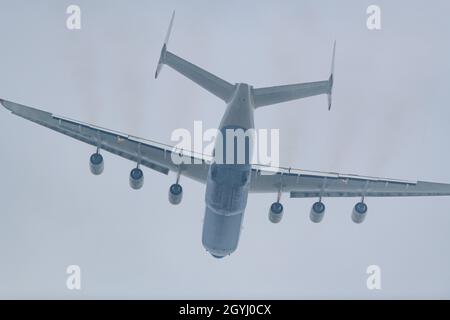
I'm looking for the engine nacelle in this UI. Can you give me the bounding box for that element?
[168,183,183,205]
[268,202,283,223]
[310,201,325,223]
[89,153,104,175]
[352,202,368,223]
[129,168,144,190]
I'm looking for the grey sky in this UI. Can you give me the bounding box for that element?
[0,0,450,298]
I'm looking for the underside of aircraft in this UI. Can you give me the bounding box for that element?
[2,11,450,258]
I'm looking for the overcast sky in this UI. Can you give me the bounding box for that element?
[1,0,450,299]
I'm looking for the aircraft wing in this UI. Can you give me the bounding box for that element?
[250,165,450,198]
[1,99,209,183]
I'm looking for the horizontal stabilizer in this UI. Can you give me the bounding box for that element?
[253,41,336,110]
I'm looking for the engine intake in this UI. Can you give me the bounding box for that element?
[169,183,183,205]
[310,201,325,223]
[352,202,368,223]
[129,168,144,190]
[269,202,283,223]
[89,153,104,175]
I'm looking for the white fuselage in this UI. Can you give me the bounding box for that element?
[202,83,255,258]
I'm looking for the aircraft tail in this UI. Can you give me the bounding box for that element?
[154,11,175,79]
[155,11,235,103]
[252,41,336,110]
[327,41,336,110]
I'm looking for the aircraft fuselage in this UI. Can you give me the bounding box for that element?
[202,83,255,258]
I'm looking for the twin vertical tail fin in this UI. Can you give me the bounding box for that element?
[155,12,336,109]
[327,40,336,110]
[154,11,236,102]
[155,10,175,79]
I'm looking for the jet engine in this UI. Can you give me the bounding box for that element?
[89,153,104,175]
[268,202,284,223]
[352,202,368,223]
[168,183,183,205]
[129,167,144,190]
[310,201,325,223]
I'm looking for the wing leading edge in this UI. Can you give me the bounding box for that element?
[0,99,209,183]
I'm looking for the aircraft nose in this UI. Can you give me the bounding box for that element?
[202,206,243,258]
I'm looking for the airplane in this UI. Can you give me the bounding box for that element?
[2,11,450,259]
